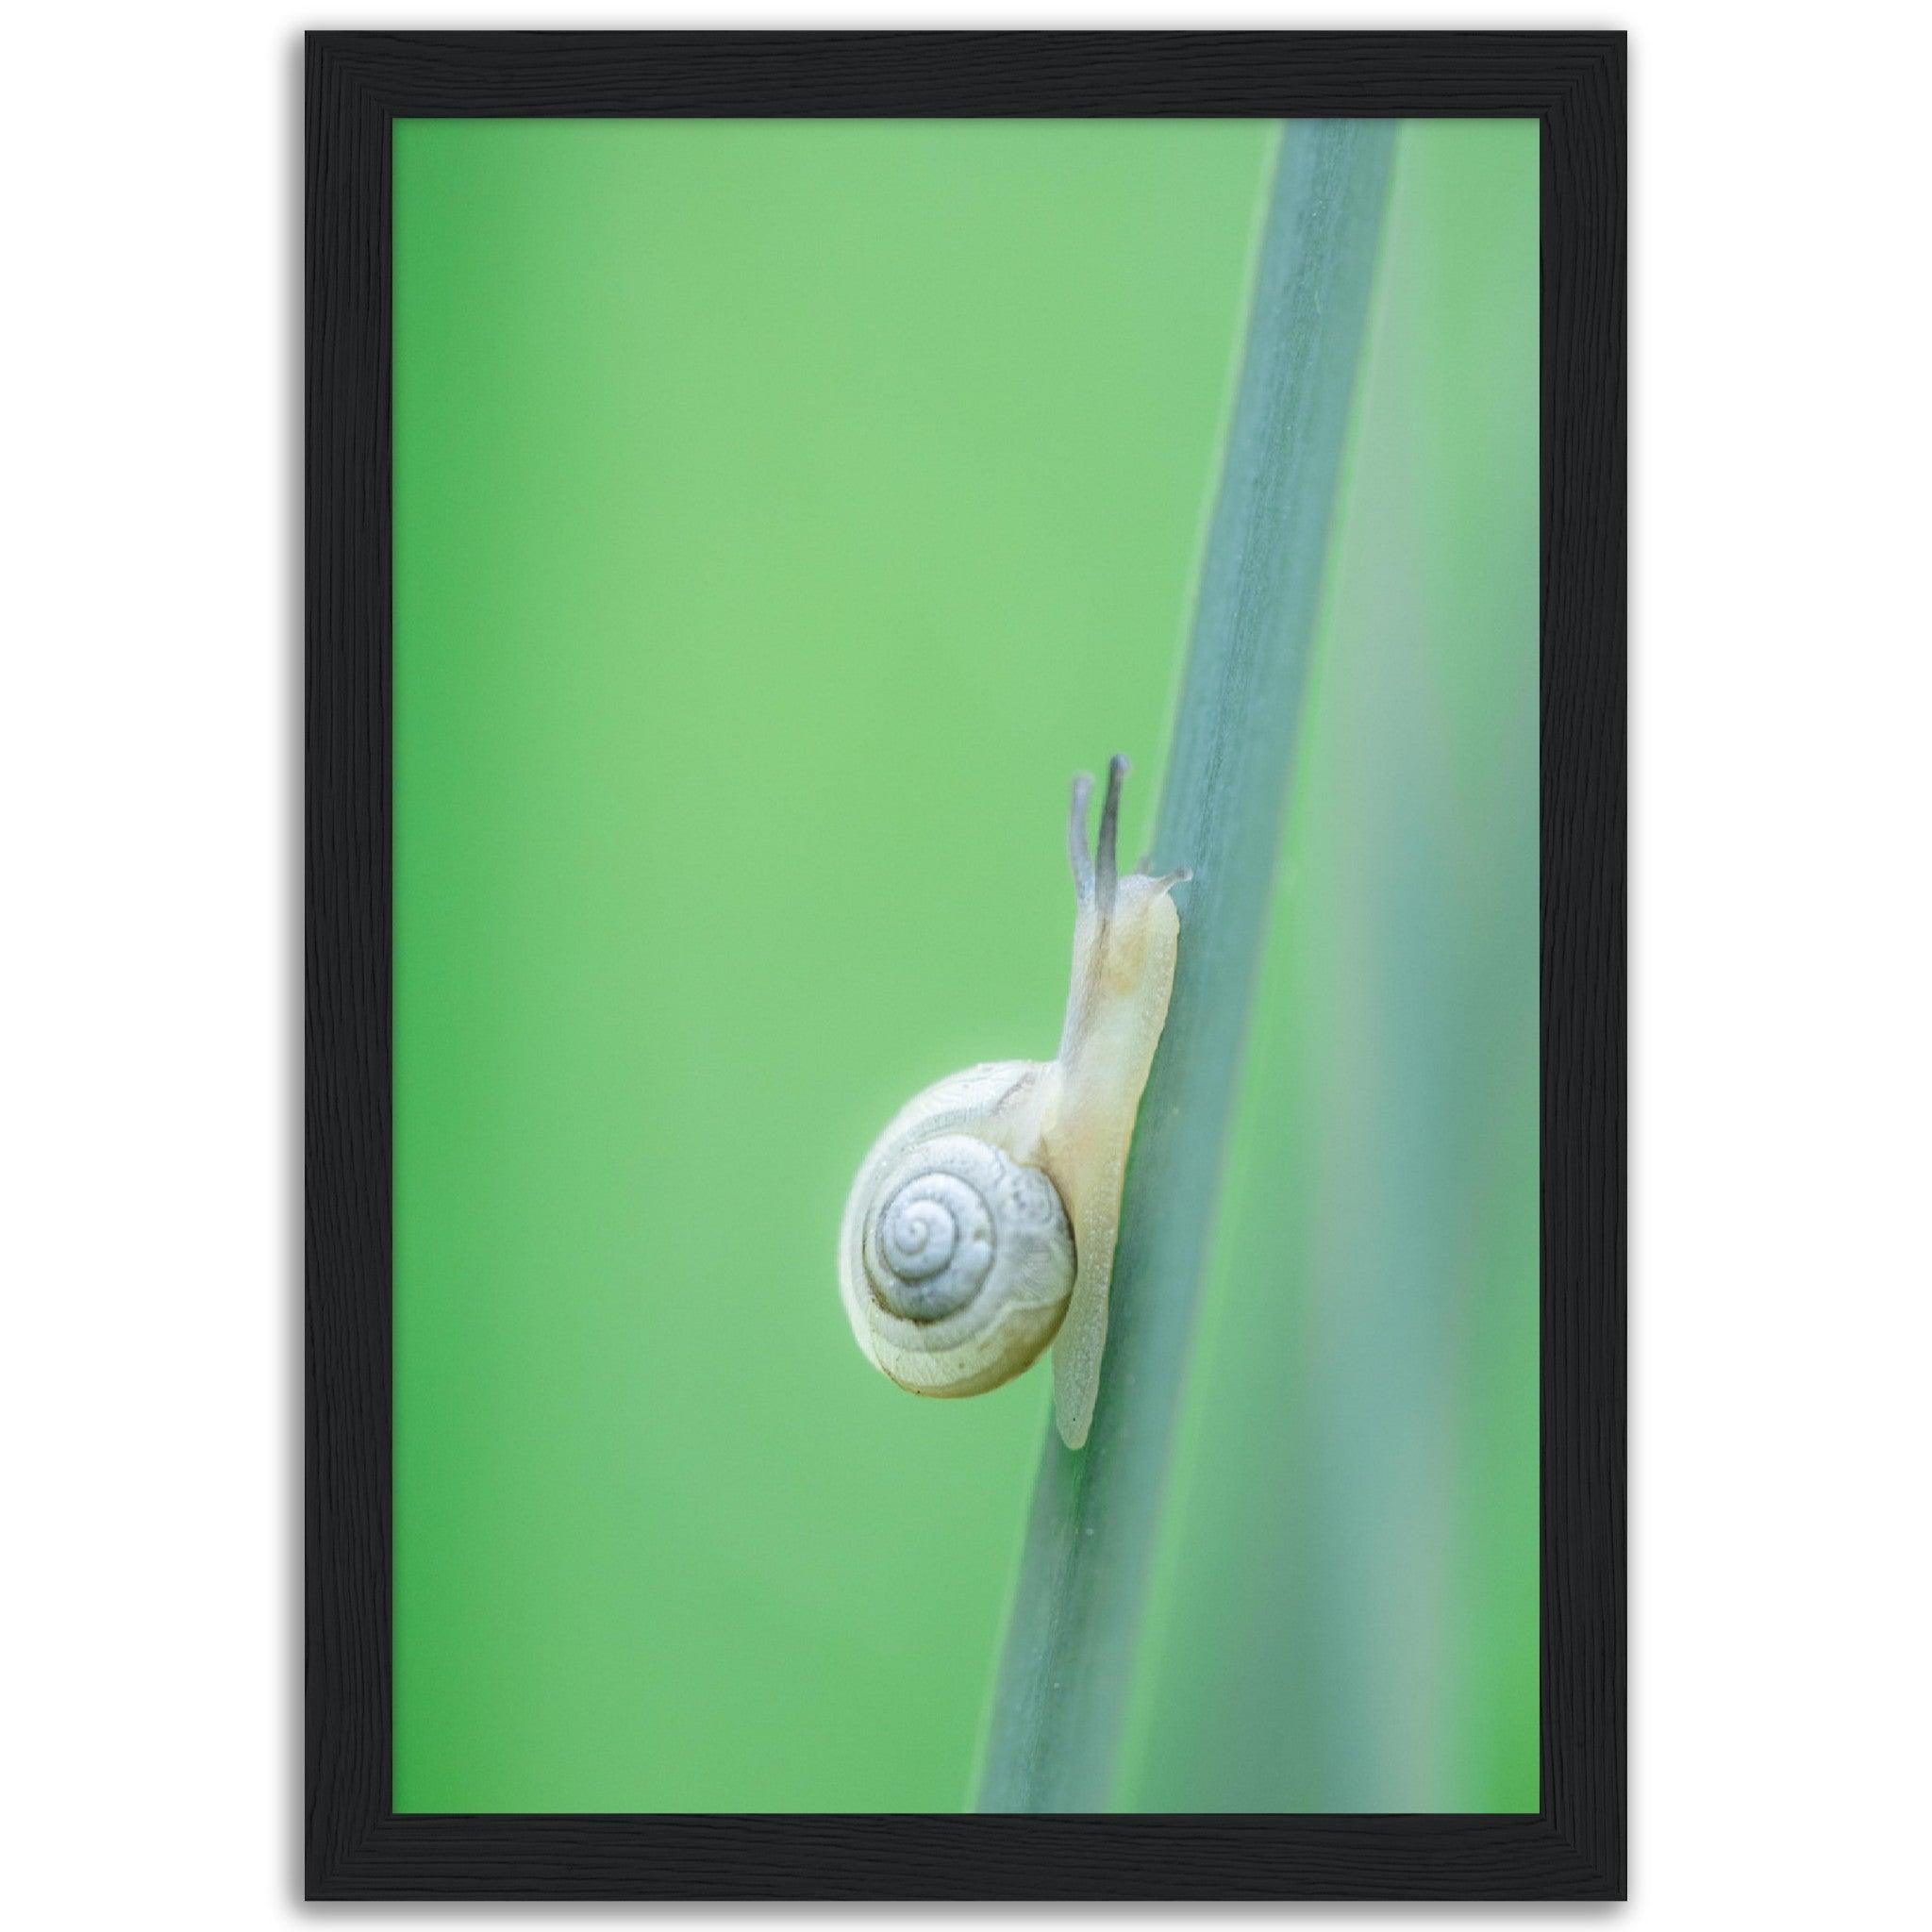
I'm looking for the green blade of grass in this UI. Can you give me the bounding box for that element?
[977,119,1396,1813]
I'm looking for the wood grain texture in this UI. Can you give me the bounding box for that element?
[979,119,1397,1813]
[307,27,1624,1900]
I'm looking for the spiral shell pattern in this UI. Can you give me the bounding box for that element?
[873,1170,991,1320]
[856,1131,1075,1397]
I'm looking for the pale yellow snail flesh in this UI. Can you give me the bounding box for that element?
[837,756,1187,1449]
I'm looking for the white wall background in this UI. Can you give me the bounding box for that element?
[6,1,1925,1922]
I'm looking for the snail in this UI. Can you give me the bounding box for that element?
[838,755,1188,1449]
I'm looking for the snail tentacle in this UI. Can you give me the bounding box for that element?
[1095,753,1127,915]
[1067,771,1095,900]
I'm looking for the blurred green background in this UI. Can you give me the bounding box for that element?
[392,116,1537,1813]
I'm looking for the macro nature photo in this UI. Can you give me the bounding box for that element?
[389,111,1540,1817]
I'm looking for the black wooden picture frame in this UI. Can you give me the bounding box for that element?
[307,28,1624,1901]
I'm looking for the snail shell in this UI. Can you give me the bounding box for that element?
[838,756,1188,1447]
[855,1118,1074,1399]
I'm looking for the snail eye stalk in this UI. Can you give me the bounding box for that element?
[1067,771,1095,901]
[1095,753,1127,917]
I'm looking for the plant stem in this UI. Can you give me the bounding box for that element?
[976,119,1397,1813]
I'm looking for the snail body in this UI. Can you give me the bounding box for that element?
[838,756,1187,1449]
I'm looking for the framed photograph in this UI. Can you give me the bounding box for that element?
[308,28,1624,1901]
